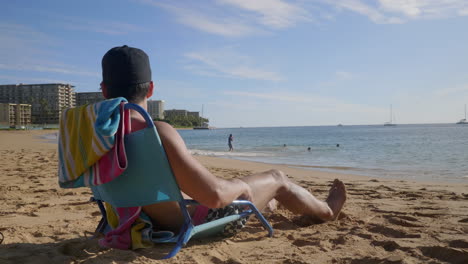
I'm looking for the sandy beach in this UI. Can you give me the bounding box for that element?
[1,130,467,264]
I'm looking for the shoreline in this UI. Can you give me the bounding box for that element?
[1,130,468,263]
[193,155,468,188]
[193,152,468,185]
[21,130,468,185]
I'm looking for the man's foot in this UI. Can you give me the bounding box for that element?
[325,179,347,220]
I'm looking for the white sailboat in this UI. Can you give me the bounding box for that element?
[193,104,210,129]
[384,104,397,126]
[456,104,468,125]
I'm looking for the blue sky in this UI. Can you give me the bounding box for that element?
[1,0,468,127]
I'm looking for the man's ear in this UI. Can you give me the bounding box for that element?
[146,81,154,98]
[100,82,109,99]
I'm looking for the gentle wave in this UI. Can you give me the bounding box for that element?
[41,133,58,140]
[189,149,274,157]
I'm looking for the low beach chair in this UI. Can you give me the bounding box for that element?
[89,103,273,259]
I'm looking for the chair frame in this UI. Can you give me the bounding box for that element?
[90,103,273,259]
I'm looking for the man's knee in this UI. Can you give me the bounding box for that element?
[268,169,288,184]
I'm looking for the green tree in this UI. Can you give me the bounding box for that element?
[159,115,209,128]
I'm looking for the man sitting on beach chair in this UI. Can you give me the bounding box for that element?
[100,45,347,235]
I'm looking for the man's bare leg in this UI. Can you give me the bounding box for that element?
[143,169,346,232]
[240,169,346,222]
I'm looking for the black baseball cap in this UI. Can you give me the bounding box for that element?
[102,45,152,87]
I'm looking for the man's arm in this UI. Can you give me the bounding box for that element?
[155,121,252,208]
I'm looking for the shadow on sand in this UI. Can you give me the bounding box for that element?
[0,236,228,264]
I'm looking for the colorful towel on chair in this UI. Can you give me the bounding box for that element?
[99,203,154,250]
[58,97,129,188]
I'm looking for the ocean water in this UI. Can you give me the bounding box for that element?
[178,124,468,182]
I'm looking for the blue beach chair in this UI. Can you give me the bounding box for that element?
[90,103,273,259]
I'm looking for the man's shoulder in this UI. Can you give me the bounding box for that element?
[154,121,178,135]
[154,120,173,129]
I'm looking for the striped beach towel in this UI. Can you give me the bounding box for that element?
[58,97,129,188]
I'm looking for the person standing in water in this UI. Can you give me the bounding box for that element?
[228,134,234,152]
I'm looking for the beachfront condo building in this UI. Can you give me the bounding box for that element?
[164,109,188,119]
[147,100,165,119]
[0,103,32,128]
[0,83,75,124]
[76,92,105,106]
[187,111,199,118]
[164,109,200,119]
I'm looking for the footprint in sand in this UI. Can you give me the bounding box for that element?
[448,240,468,249]
[7,185,21,191]
[360,256,405,264]
[292,238,321,247]
[413,212,445,218]
[38,157,49,163]
[210,256,243,264]
[367,224,421,238]
[355,233,373,240]
[419,246,468,264]
[32,231,44,237]
[376,185,396,192]
[384,215,424,228]
[371,240,401,252]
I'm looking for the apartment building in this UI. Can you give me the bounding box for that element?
[187,111,200,118]
[164,109,200,119]
[147,100,165,119]
[76,92,105,106]
[0,83,75,124]
[0,103,32,128]
[164,109,188,119]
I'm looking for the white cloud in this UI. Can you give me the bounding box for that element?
[460,8,468,16]
[0,63,99,77]
[24,10,147,36]
[335,71,354,79]
[323,0,403,24]
[61,19,146,36]
[0,23,58,62]
[216,0,311,29]
[379,0,423,17]
[137,0,257,37]
[169,7,256,37]
[0,23,53,43]
[0,75,73,85]
[378,0,468,19]
[0,22,99,83]
[209,89,388,127]
[323,0,468,24]
[184,49,283,81]
[138,0,309,37]
[432,84,468,97]
[224,90,381,112]
[138,0,468,37]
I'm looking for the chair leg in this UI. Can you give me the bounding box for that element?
[249,205,273,237]
[232,200,274,237]
[162,220,192,259]
[89,198,109,238]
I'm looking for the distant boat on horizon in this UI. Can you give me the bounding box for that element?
[384,104,397,126]
[456,104,468,125]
